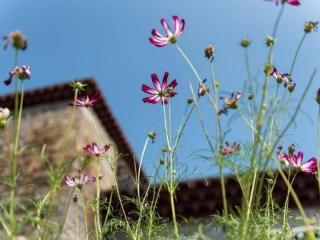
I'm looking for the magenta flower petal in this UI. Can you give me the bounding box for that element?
[301,157,318,174]
[83,142,110,156]
[149,16,185,47]
[142,72,178,105]
[160,18,173,37]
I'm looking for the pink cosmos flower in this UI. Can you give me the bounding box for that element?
[270,67,296,92]
[4,65,31,86]
[277,146,318,174]
[149,16,185,47]
[83,142,110,156]
[3,31,27,50]
[270,67,291,84]
[142,72,177,105]
[64,171,96,189]
[70,92,99,107]
[218,91,243,115]
[219,142,241,156]
[266,0,300,6]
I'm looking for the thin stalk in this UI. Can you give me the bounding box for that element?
[76,200,79,240]
[317,107,320,197]
[162,103,179,238]
[103,190,113,226]
[137,137,150,201]
[80,190,89,240]
[282,171,297,238]
[242,5,285,236]
[36,191,51,240]
[0,215,12,239]
[190,84,228,218]
[289,33,307,75]
[95,160,102,240]
[10,81,25,236]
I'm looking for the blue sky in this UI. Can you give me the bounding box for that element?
[0,0,320,180]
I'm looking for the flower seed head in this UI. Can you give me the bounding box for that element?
[204,44,215,61]
[240,37,251,48]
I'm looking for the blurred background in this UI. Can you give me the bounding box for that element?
[0,0,319,179]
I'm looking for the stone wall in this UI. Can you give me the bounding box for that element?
[0,100,133,239]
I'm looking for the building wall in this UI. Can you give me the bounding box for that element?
[0,101,129,239]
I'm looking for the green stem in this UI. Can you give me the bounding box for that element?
[37,191,51,240]
[317,107,320,198]
[96,161,102,240]
[76,200,79,240]
[242,5,285,236]
[162,103,179,239]
[10,81,24,237]
[137,137,149,201]
[289,33,307,75]
[80,190,89,240]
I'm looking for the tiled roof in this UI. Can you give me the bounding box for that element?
[0,78,147,181]
[103,171,320,219]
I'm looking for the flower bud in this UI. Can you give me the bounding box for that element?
[263,63,273,76]
[148,131,157,141]
[162,145,168,153]
[240,37,251,48]
[288,144,295,155]
[265,36,275,47]
[198,79,209,97]
[187,98,194,104]
[214,81,220,89]
[3,31,27,51]
[0,108,10,129]
[287,81,296,93]
[247,94,254,100]
[204,44,215,61]
[316,89,320,105]
[304,21,318,33]
[73,195,78,203]
[71,81,87,93]
[160,159,166,165]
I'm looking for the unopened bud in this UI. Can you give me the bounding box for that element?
[73,195,78,203]
[316,89,320,105]
[162,145,168,153]
[148,131,157,141]
[214,81,220,89]
[287,81,296,93]
[240,37,251,48]
[263,63,273,76]
[247,94,254,100]
[204,44,215,61]
[160,159,166,165]
[288,144,295,155]
[187,98,194,104]
[265,36,275,47]
[71,81,87,93]
[304,21,318,33]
